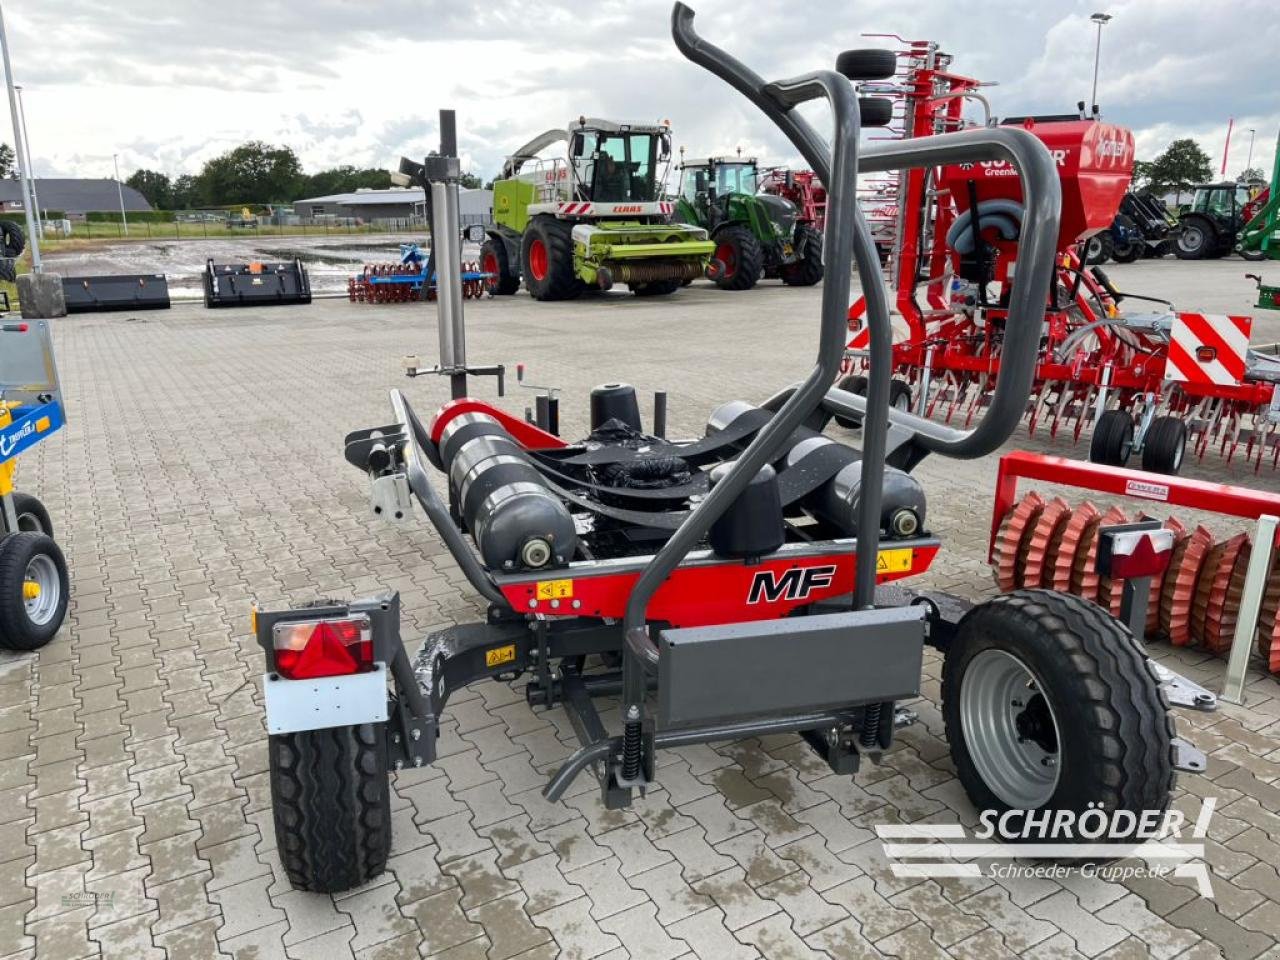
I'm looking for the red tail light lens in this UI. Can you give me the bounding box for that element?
[272,616,373,680]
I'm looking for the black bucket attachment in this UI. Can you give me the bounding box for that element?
[61,274,171,313]
[203,258,312,308]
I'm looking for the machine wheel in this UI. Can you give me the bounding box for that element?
[1089,409,1134,466]
[780,223,824,286]
[1109,215,1143,263]
[0,220,25,259]
[1150,240,1172,258]
[942,590,1174,835]
[1175,217,1212,260]
[522,217,583,301]
[270,723,391,892]
[833,374,867,428]
[480,239,519,295]
[1084,231,1114,264]
[10,493,53,535]
[712,224,763,291]
[0,260,15,283]
[629,279,682,297]
[888,378,912,413]
[1141,416,1187,475]
[1241,248,1266,263]
[0,532,69,651]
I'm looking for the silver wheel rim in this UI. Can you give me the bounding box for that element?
[1180,227,1201,250]
[1087,238,1102,260]
[23,554,60,626]
[960,649,1062,808]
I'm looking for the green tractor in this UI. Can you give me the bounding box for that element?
[673,156,823,291]
[480,119,715,300]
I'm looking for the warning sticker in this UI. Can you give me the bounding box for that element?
[485,645,517,669]
[877,549,913,574]
[535,580,573,600]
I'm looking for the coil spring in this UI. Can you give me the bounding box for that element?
[613,259,703,284]
[620,719,642,782]
[860,702,883,748]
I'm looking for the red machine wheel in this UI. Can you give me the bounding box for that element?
[528,239,548,281]
[711,225,762,291]
[521,217,583,301]
[480,240,519,296]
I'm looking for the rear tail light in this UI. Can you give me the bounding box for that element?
[272,615,373,680]
[1097,527,1175,580]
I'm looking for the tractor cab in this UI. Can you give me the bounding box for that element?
[1176,182,1254,259]
[678,157,794,234]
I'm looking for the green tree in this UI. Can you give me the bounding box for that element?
[1130,159,1155,190]
[299,165,392,198]
[126,169,173,209]
[0,143,13,179]
[195,141,304,205]
[459,172,482,189]
[1146,139,1213,202]
[1238,166,1265,183]
[170,174,200,209]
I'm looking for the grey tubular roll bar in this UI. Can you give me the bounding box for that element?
[389,389,507,607]
[618,5,866,678]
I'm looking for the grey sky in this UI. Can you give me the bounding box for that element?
[8,0,1276,185]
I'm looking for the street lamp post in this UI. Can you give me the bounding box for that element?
[1090,13,1113,112]
[14,83,41,241]
[113,153,128,237]
[1246,128,1257,175]
[0,1,39,271]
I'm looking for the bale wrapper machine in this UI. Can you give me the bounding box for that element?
[252,5,1212,894]
[842,41,1280,474]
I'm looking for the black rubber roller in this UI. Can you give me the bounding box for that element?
[836,48,897,81]
[859,98,894,128]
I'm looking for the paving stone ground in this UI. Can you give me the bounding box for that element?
[4,257,1280,959]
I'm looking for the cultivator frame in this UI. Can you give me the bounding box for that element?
[349,244,491,304]
[841,40,1280,472]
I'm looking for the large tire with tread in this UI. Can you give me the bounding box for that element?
[0,220,25,259]
[1175,217,1213,260]
[11,492,53,535]
[1109,215,1143,263]
[1089,409,1134,466]
[480,238,519,295]
[711,224,763,291]
[781,223,824,286]
[521,216,583,301]
[1084,231,1114,264]
[270,723,391,892]
[943,590,1174,838]
[0,531,69,651]
[1141,416,1187,475]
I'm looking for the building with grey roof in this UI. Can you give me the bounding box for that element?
[293,186,493,224]
[0,178,152,216]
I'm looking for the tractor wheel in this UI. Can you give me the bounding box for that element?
[834,374,867,429]
[0,532,69,651]
[1084,231,1114,264]
[781,223,824,286]
[1109,215,1143,263]
[1175,217,1212,260]
[10,493,53,536]
[942,590,1174,838]
[1151,240,1172,258]
[712,224,763,291]
[522,217,583,301]
[480,239,519,296]
[1141,416,1187,475]
[629,279,682,297]
[270,723,391,892]
[0,220,25,259]
[1089,409,1134,467]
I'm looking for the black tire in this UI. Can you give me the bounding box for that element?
[1109,215,1143,263]
[0,220,25,259]
[0,259,15,283]
[1151,240,1172,258]
[0,532,69,651]
[888,378,912,413]
[1174,217,1212,260]
[521,216,583,301]
[1141,416,1187,475]
[270,723,391,892]
[834,373,867,429]
[1241,247,1267,262]
[480,238,519,296]
[781,223,824,286]
[629,279,682,297]
[1089,409,1134,466]
[1084,231,1114,264]
[10,493,52,535]
[835,49,897,81]
[711,224,764,291]
[943,590,1174,840]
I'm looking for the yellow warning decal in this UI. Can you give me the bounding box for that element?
[485,645,517,668]
[35,416,50,432]
[877,548,913,574]
[535,580,573,600]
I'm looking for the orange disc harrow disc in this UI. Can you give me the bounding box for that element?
[1160,526,1213,647]
[1022,497,1072,591]
[1051,502,1101,594]
[1200,535,1251,655]
[993,492,1045,592]
[1071,506,1126,603]
[1257,566,1280,673]
[1147,517,1188,637]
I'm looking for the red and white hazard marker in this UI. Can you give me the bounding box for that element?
[1164,313,1252,388]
